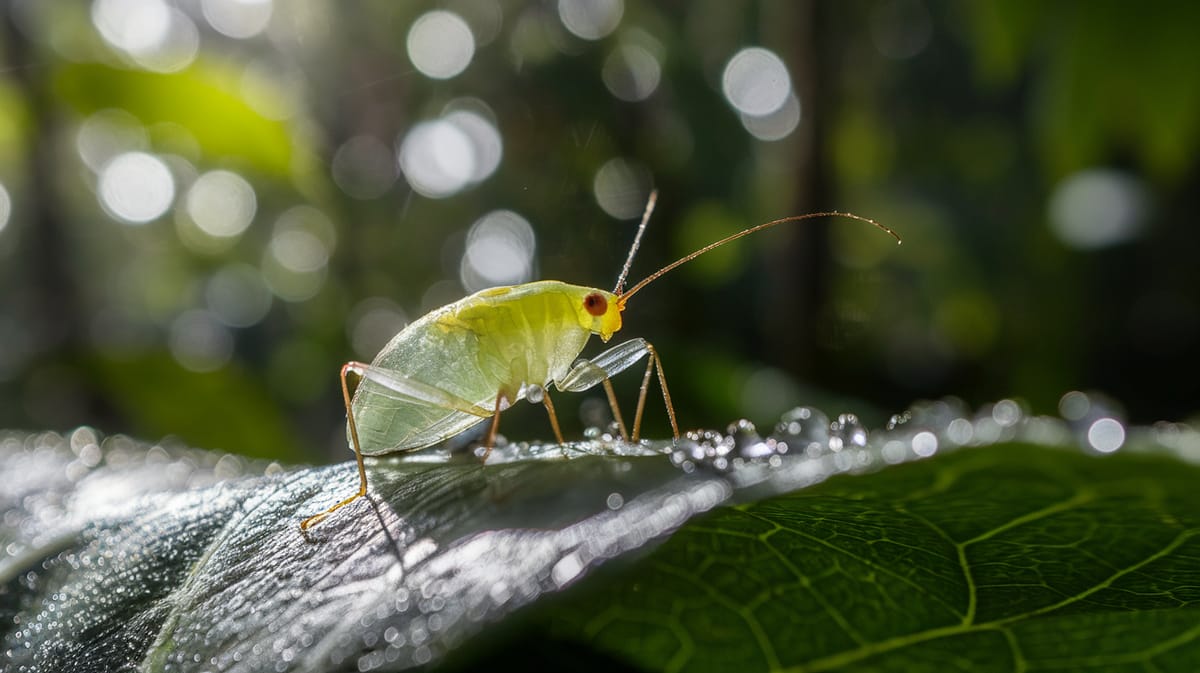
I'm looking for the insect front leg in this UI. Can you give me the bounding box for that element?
[483,394,504,461]
[522,383,567,446]
[555,338,680,443]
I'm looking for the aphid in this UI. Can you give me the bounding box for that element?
[300,194,899,530]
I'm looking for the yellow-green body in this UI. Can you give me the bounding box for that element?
[351,280,622,455]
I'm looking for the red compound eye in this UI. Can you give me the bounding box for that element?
[583,292,607,316]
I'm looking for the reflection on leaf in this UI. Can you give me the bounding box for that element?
[2,405,1199,672]
[0,430,730,672]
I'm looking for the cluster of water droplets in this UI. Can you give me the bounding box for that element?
[556,392,1200,495]
[464,390,1200,486]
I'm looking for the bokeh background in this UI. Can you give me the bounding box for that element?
[1,1,1198,463]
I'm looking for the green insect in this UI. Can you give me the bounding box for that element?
[301,194,899,530]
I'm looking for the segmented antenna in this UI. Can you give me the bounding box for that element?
[612,189,658,295]
[618,211,900,304]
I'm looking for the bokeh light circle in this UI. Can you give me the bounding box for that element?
[262,206,335,302]
[98,152,175,224]
[912,431,939,457]
[168,309,233,372]
[460,210,536,292]
[398,120,475,199]
[92,0,171,54]
[721,47,792,117]
[407,10,475,79]
[1059,390,1091,421]
[186,170,257,238]
[1048,169,1148,249]
[205,263,273,327]
[76,109,148,173]
[740,93,802,141]
[332,135,396,200]
[602,44,661,102]
[348,298,409,360]
[398,108,503,199]
[557,0,623,40]
[593,157,652,219]
[201,0,274,39]
[443,109,503,182]
[270,230,327,274]
[869,0,933,60]
[136,9,199,73]
[1087,417,1125,453]
[92,0,198,72]
[0,182,10,234]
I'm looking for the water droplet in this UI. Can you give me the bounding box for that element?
[829,413,868,449]
[776,407,829,445]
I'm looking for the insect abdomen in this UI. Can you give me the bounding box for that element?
[349,283,591,455]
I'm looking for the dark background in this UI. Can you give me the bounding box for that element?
[1,1,1197,463]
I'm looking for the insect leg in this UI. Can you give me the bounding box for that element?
[633,342,679,442]
[554,338,679,443]
[600,378,629,441]
[540,387,567,444]
[300,361,371,532]
[482,394,504,461]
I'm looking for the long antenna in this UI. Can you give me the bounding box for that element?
[618,211,900,304]
[612,189,658,295]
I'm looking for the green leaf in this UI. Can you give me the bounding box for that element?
[88,351,305,462]
[4,413,1199,672]
[506,444,1200,672]
[52,62,300,177]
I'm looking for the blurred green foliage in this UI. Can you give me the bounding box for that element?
[0,1,1198,463]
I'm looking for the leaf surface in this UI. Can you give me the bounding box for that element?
[505,444,1200,672]
[3,409,1198,672]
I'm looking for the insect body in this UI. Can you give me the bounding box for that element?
[300,194,899,531]
[347,280,641,457]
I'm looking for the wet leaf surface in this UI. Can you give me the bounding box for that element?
[2,402,1199,672]
[1,430,733,672]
